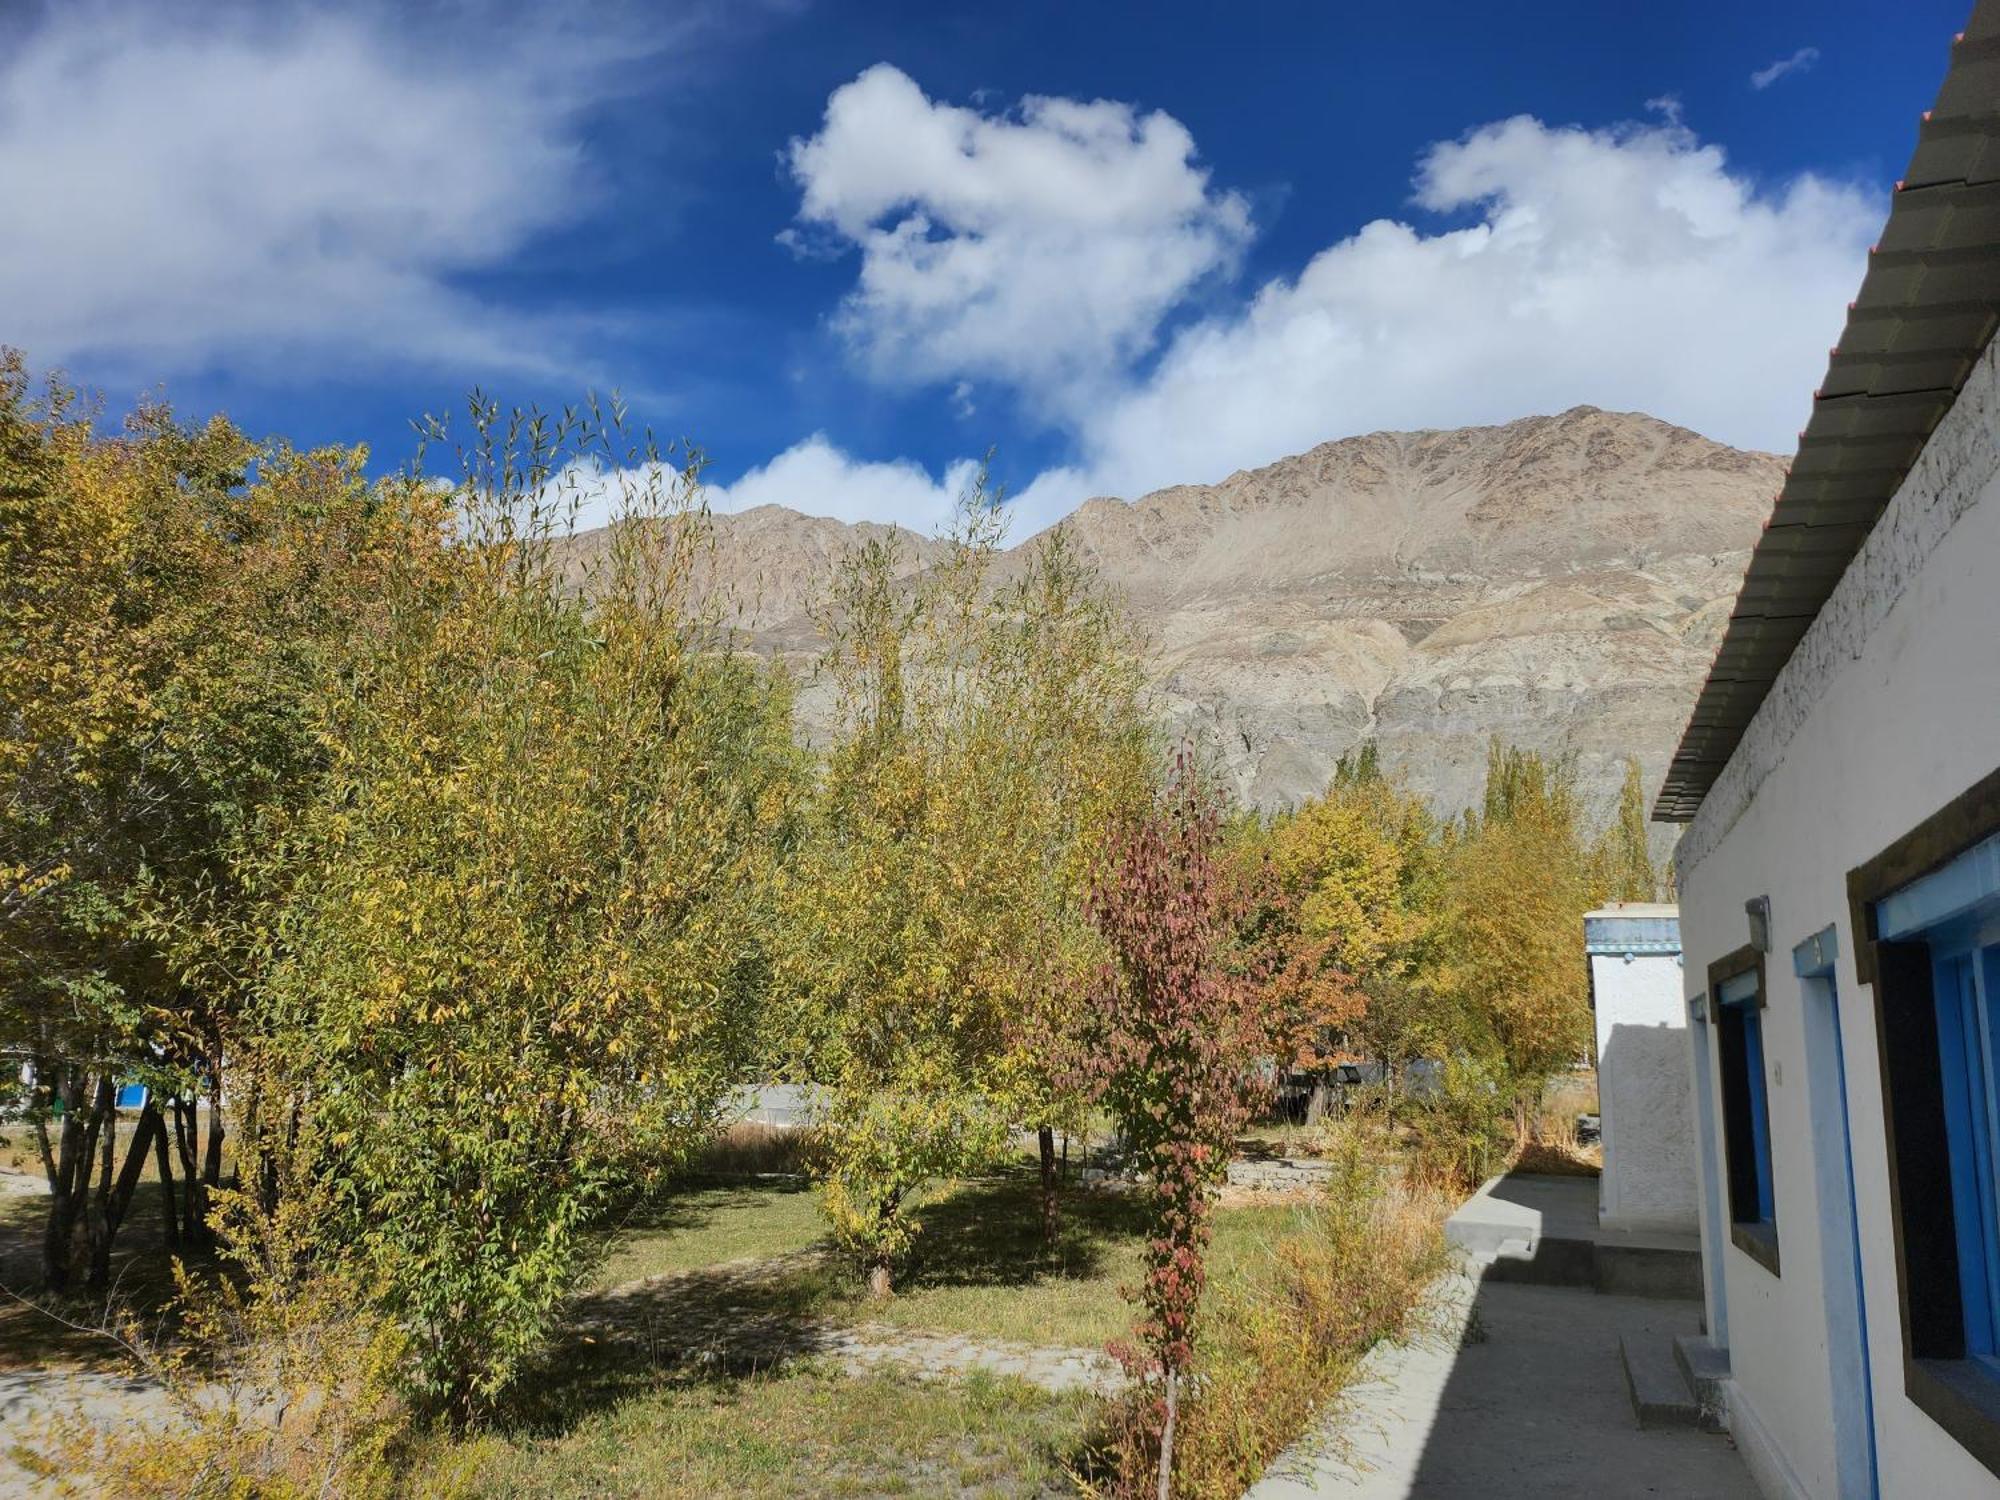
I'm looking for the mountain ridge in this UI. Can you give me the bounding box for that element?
[565,406,1784,824]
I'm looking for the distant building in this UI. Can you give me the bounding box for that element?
[1655,9,2000,1497]
[1584,903,1696,1235]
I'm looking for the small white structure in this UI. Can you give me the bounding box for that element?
[1586,904,1697,1234]
[1656,13,2000,1497]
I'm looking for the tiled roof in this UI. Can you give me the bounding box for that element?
[1656,5,2000,821]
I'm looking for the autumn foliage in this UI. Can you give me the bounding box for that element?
[1085,759,1260,1499]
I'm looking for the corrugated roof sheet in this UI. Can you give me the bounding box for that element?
[1655,5,2000,822]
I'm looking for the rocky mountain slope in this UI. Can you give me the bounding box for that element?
[568,407,1784,824]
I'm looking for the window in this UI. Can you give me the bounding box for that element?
[1712,950,1779,1274]
[1936,940,2000,1370]
[1851,768,2000,1479]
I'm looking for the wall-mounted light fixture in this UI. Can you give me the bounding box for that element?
[1745,894,1771,955]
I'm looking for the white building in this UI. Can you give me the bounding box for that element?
[1655,10,2000,1497]
[1585,903,1698,1235]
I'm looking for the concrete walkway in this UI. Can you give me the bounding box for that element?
[1246,1272,1760,1499]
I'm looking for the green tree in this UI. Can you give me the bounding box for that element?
[248,397,798,1420]
[778,489,1149,1285]
[0,352,423,1290]
[1595,756,1661,902]
[1445,742,1599,1129]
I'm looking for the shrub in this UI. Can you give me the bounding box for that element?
[26,1145,412,1499]
[1405,1056,1513,1192]
[1087,1146,1448,1499]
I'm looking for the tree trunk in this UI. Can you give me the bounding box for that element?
[1304,1078,1331,1125]
[202,1065,225,1189]
[151,1103,180,1250]
[42,1072,113,1294]
[172,1095,209,1249]
[1157,1367,1179,1500]
[88,1100,165,1292]
[1038,1125,1060,1246]
[866,1191,900,1299]
[82,1093,120,1293]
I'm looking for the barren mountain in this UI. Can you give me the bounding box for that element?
[571,407,1783,824]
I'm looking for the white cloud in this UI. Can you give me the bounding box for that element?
[784,64,1252,414]
[0,3,658,381]
[558,436,991,538]
[1751,47,1821,90]
[1064,115,1875,497]
[784,96,1877,519]
[703,436,985,533]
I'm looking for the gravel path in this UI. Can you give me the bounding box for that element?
[0,1368,181,1498]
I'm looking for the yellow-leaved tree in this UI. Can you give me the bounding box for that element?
[1443,742,1603,1132]
[1255,746,1454,1100]
[777,487,1150,1290]
[247,397,800,1422]
[0,350,434,1293]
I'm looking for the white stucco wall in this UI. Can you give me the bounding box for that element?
[1592,948,1698,1232]
[1676,331,2000,1499]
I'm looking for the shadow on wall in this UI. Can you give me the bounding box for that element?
[1596,1020,1700,1231]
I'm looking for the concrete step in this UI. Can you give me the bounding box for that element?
[1467,1235,1533,1269]
[1673,1334,1732,1433]
[1477,1233,1599,1289]
[1620,1333,1702,1430]
[1595,1241,1704,1301]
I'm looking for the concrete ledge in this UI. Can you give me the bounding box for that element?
[1673,1335,1731,1434]
[1447,1172,1703,1301]
[1620,1333,1701,1429]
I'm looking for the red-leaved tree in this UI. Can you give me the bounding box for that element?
[1086,757,1259,1499]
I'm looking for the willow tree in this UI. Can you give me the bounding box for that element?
[984,525,1151,1243]
[248,398,798,1420]
[778,490,1149,1287]
[0,351,429,1291]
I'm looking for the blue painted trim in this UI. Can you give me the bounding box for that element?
[1583,914,1681,956]
[1936,954,2000,1355]
[1820,970,1881,1499]
[1743,1007,1776,1223]
[1793,924,1839,980]
[1879,831,2000,942]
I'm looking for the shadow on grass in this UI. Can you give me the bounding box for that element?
[0,1182,194,1373]
[900,1173,1147,1292]
[607,1173,818,1240]
[507,1255,847,1437]
[494,1171,1146,1443]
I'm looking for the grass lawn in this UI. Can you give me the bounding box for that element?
[431,1165,1340,1497]
[437,1365,1095,1499]
[591,1167,1317,1350]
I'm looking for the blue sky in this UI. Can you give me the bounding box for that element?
[0,0,1974,533]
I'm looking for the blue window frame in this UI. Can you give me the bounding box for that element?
[1855,778,2000,1482]
[1887,855,2000,1369]
[1713,954,1780,1274]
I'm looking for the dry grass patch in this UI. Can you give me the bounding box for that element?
[1087,1149,1451,1499]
